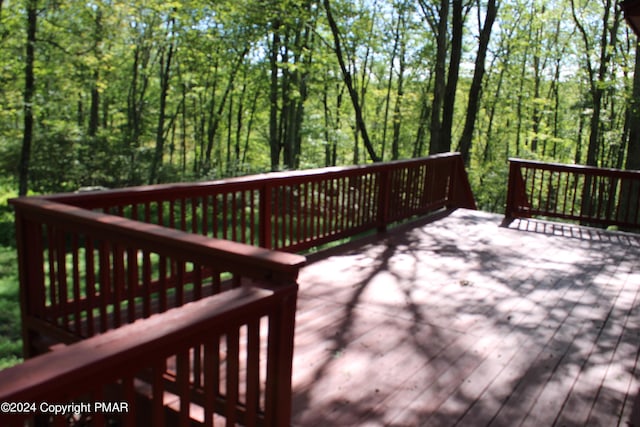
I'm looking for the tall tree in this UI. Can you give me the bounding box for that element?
[18,0,37,196]
[458,0,498,164]
[149,12,176,184]
[323,0,381,162]
[571,0,622,167]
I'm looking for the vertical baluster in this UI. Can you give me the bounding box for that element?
[571,172,580,218]
[245,319,260,426]
[537,169,546,214]
[142,251,151,318]
[345,176,352,230]
[289,184,296,247]
[192,197,199,235]
[127,247,138,323]
[250,189,256,246]
[633,178,640,225]
[222,192,229,240]
[181,197,187,231]
[203,339,216,427]
[522,166,532,212]
[303,182,309,243]
[606,176,617,222]
[177,348,191,427]
[562,172,570,217]
[226,328,240,425]
[360,174,369,226]
[45,226,58,324]
[85,238,96,336]
[212,193,219,239]
[158,255,167,313]
[312,180,319,241]
[175,261,184,307]
[324,179,331,237]
[71,234,82,335]
[98,241,111,333]
[202,196,209,237]
[273,186,281,248]
[339,177,346,232]
[169,199,176,229]
[122,375,137,427]
[152,359,166,427]
[112,244,124,328]
[193,344,202,389]
[241,190,247,244]
[232,191,238,242]
[553,171,562,215]
[544,171,553,215]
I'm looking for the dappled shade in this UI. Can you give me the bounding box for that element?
[292,209,640,426]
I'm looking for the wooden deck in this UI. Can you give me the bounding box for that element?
[290,208,640,427]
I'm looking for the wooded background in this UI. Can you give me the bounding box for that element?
[1,0,639,213]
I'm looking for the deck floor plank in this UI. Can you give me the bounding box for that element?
[291,209,640,426]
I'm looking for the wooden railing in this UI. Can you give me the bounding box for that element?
[11,197,304,357]
[0,283,298,426]
[43,152,476,252]
[505,158,640,229]
[6,196,303,426]
[5,152,475,425]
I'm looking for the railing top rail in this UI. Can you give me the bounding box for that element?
[10,197,306,282]
[509,157,640,178]
[27,153,465,208]
[0,285,283,402]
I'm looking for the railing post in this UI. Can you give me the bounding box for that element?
[504,160,518,222]
[13,209,45,359]
[504,159,532,224]
[265,283,298,427]
[449,155,477,210]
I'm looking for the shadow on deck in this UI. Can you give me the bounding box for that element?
[292,208,640,426]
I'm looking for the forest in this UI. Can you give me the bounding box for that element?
[1,0,639,217]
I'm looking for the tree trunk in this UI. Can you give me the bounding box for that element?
[427,0,449,154]
[269,26,281,170]
[19,0,37,196]
[440,0,464,151]
[203,47,248,174]
[88,8,103,137]
[458,0,497,165]
[149,33,175,184]
[619,40,640,227]
[324,0,380,163]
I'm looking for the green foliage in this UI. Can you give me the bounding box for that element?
[0,0,635,201]
[0,246,21,369]
[0,181,17,248]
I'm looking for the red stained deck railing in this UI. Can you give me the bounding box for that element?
[4,152,476,426]
[0,284,298,426]
[505,158,640,229]
[43,152,476,252]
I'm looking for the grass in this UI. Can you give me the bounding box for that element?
[0,245,22,370]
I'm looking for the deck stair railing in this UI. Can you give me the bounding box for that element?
[2,152,476,425]
[505,158,640,229]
